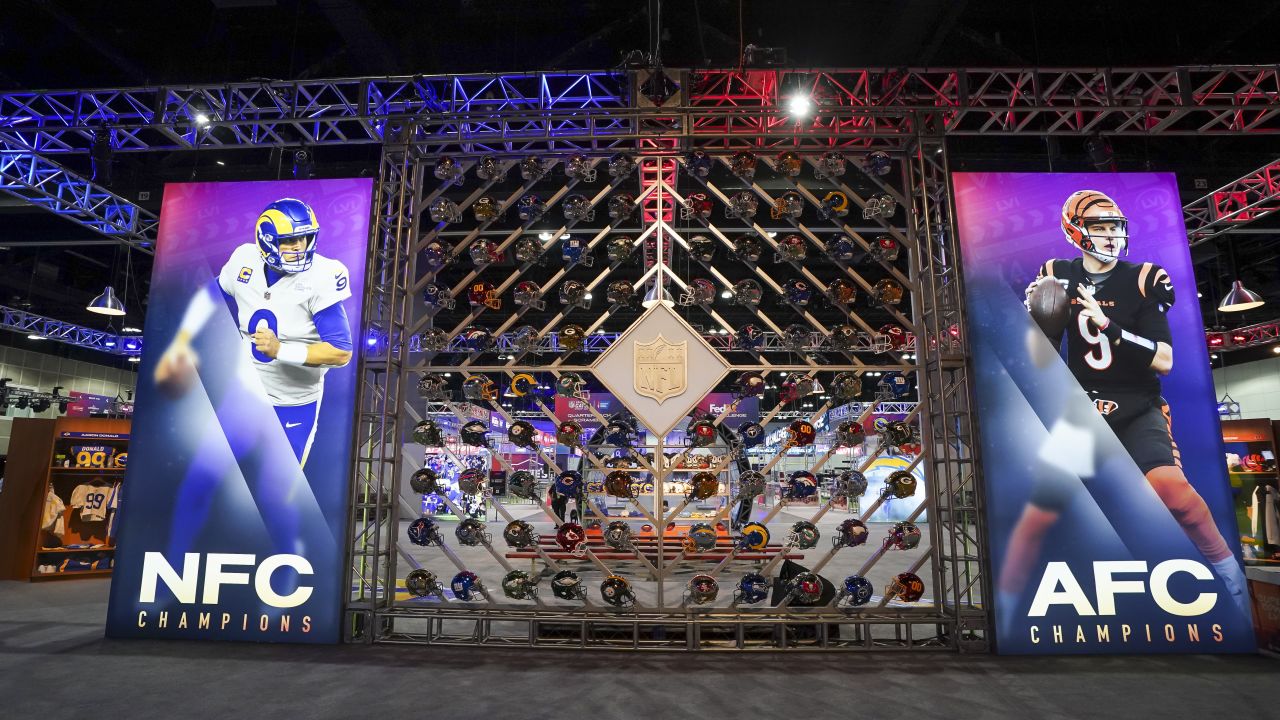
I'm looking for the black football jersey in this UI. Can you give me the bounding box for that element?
[1035,258,1174,398]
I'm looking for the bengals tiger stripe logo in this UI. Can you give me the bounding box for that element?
[1094,399,1119,416]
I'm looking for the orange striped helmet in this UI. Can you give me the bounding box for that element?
[1061,189,1128,262]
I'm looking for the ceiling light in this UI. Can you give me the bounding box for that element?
[1197,292,1203,298]
[128,356,140,363]
[1210,353,1219,359]
[720,290,732,299]
[216,160,225,166]
[122,325,142,333]
[1272,346,1280,354]
[787,95,811,117]
[27,334,44,340]
[583,292,593,300]
[560,234,571,240]
[1219,280,1264,313]
[538,232,553,241]
[87,286,126,316]
[193,112,210,126]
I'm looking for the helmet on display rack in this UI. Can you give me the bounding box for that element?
[600,575,636,608]
[513,281,545,310]
[776,234,807,263]
[502,520,539,549]
[878,373,912,402]
[507,420,540,450]
[685,149,713,177]
[827,234,858,262]
[563,194,594,222]
[781,324,811,352]
[603,520,635,551]
[608,193,636,221]
[786,471,818,500]
[681,192,714,220]
[831,372,863,400]
[830,325,859,353]
[508,470,539,499]
[551,570,588,600]
[838,575,874,607]
[607,152,636,178]
[517,194,545,222]
[556,522,588,554]
[771,191,804,219]
[863,150,893,177]
[683,523,718,553]
[738,422,765,449]
[781,279,812,307]
[688,471,719,500]
[819,191,849,219]
[887,572,925,603]
[678,278,717,306]
[605,279,636,307]
[734,572,770,604]
[787,572,823,603]
[455,518,491,546]
[779,375,815,404]
[687,574,719,605]
[509,373,537,397]
[604,416,636,447]
[827,279,858,306]
[460,326,494,353]
[775,151,803,177]
[511,326,542,355]
[605,470,635,499]
[469,239,503,267]
[884,419,915,446]
[835,420,866,448]
[688,235,717,262]
[450,571,485,601]
[501,570,539,600]
[432,156,463,182]
[558,324,587,352]
[737,471,767,499]
[733,234,764,264]
[559,280,591,308]
[463,375,498,402]
[735,324,765,350]
[513,237,544,264]
[411,420,445,448]
[457,468,486,496]
[736,521,770,551]
[460,420,489,448]
[873,278,905,306]
[814,151,847,180]
[870,235,901,263]
[877,324,909,352]
[407,517,445,546]
[606,235,636,263]
[863,193,898,219]
[421,282,455,312]
[688,418,718,448]
[472,195,500,222]
[467,281,501,311]
[475,155,505,181]
[882,470,919,500]
[834,470,869,499]
[833,518,870,548]
[405,569,445,598]
[1062,189,1129,263]
[732,280,764,307]
[519,155,546,181]
[554,470,584,498]
[416,374,449,401]
[564,153,596,182]
[556,420,584,447]
[422,241,451,273]
[727,190,758,219]
[733,371,766,399]
[730,151,758,180]
[884,521,922,551]
[429,197,462,224]
[555,372,588,399]
[786,420,816,448]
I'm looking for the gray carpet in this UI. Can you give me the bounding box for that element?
[1,579,1277,720]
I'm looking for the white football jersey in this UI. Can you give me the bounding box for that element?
[70,483,111,522]
[217,243,352,406]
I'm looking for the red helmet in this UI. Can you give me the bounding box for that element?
[556,522,587,553]
[467,281,501,310]
[786,420,816,448]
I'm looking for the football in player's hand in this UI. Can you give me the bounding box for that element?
[1027,277,1070,338]
[154,344,199,399]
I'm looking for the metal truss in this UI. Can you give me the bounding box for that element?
[0,304,142,356]
[404,327,916,355]
[1207,320,1280,352]
[1185,157,1280,244]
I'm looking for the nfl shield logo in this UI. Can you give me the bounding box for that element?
[634,335,687,403]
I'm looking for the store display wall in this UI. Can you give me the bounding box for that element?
[0,347,136,453]
[1213,358,1280,420]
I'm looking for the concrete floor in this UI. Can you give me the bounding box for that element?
[2,578,1277,720]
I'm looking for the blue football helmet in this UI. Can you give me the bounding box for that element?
[782,279,812,306]
[555,470,584,497]
[734,572,770,604]
[827,234,858,262]
[735,324,765,350]
[561,237,593,266]
[738,422,765,448]
[839,575,874,607]
[878,371,911,399]
[786,471,818,500]
[256,198,318,273]
[421,283,455,311]
[407,517,444,546]
[451,571,485,601]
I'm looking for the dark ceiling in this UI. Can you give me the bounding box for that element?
[0,0,1277,367]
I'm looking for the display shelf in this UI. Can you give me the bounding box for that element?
[30,568,113,582]
[35,547,115,554]
[49,467,126,472]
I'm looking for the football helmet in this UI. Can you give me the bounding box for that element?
[779,375,816,404]
[788,572,823,603]
[559,280,591,308]
[450,571,485,601]
[422,241,451,272]
[509,373,537,397]
[827,279,857,306]
[887,572,925,603]
[463,375,498,402]
[502,521,539,550]
[507,420,539,450]
[688,419,718,448]
[605,470,635,499]
[688,235,717,262]
[519,155,546,181]
[608,193,636,221]
[475,155,505,181]
[407,517,444,546]
[558,324,587,352]
[511,325,542,354]
[863,193,898,219]
[1062,189,1129,262]
[775,234,807,263]
[688,574,720,605]
[730,151,758,180]
[878,373,911,401]
[884,521,922,551]
[685,149,713,177]
[555,372,588,399]
[607,152,636,178]
[819,191,849,219]
[735,324,765,350]
[781,279,812,306]
[833,518,870,548]
[563,193,594,222]
[838,575,874,607]
[733,371,766,399]
[883,418,915,446]
[551,570,588,601]
[735,572,770,604]
[733,234,764,264]
[831,372,863,400]
[678,278,717,306]
[556,420,584,447]
[786,420,817,448]
[501,570,539,600]
[775,150,802,177]
[835,420,866,447]
[878,323,909,351]
[736,522,770,551]
[429,197,462,224]
[864,150,893,177]
[781,324,811,352]
[555,522,588,554]
[604,417,636,447]
[738,422,765,449]
[827,234,858,262]
[472,195,500,222]
[830,325,859,353]
[870,235,900,263]
[688,471,719,500]
[513,237,544,264]
[737,471,766,499]
[411,420,445,448]
[554,470,584,497]
[433,156,463,182]
[813,151,846,180]
[771,191,804,219]
[469,239,503,267]
[256,199,320,274]
[517,194,545,222]
[603,520,635,551]
[681,192,714,220]
[460,326,494,352]
[460,420,489,447]
[787,521,820,549]
[872,278,904,305]
[564,153,596,182]
[882,470,918,499]
[600,575,635,608]
[605,279,636,307]
[732,279,764,307]
[416,374,449,401]
[513,280,545,310]
[508,470,539,499]
[457,468,486,496]
[834,470,869,499]
[683,523,718,553]
[467,281,501,310]
[419,327,449,353]
[606,235,636,263]
[405,568,445,598]
[726,190,758,219]
[421,282,455,311]
[786,471,818,500]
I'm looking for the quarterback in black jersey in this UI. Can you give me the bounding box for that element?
[998,189,1249,617]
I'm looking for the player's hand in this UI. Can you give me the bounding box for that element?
[252,326,282,359]
[154,336,198,384]
[1076,285,1110,330]
[1023,277,1067,311]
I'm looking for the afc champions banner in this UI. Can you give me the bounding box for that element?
[107,179,373,643]
[954,172,1254,654]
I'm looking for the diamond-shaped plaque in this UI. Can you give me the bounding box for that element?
[592,303,729,437]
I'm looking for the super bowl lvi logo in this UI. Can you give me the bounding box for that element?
[633,335,687,403]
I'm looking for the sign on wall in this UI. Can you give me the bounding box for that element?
[107,179,373,643]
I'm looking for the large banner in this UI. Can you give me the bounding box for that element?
[107,179,372,643]
[954,172,1254,653]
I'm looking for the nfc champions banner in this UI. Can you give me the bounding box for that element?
[107,179,372,643]
[954,172,1254,654]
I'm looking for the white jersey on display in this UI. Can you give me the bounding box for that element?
[70,483,112,522]
[217,243,352,406]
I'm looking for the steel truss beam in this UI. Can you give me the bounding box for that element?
[1208,320,1280,352]
[0,304,142,356]
[1185,157,1280,244]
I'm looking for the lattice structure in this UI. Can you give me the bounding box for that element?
[0,304,142,356]
[1185,157,1280,244]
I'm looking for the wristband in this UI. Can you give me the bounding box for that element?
[1101,320,1122,343]
[276,342,310,366]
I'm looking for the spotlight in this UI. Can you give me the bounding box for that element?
[27,334,45,340]
[1210,353,1219,359]
[123,339,140,351]
[583,293,593,300]
[1085,134,1115,172]
[128,357,140,363]
[91,127,114,185]
[31,397,50,413]
[720,290,732,299]
[787,95,811,117]
[193,112,210,127]
[1273,346,1280,355]
[58,400,69,413]
[105,337,117,348]
[122,325,142,333]
[538,232,554,241]
[366,334,379,347]
[292,148,314,179]
[16,396,28,410]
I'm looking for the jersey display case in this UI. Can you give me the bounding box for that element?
[1222,419,1280,564]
